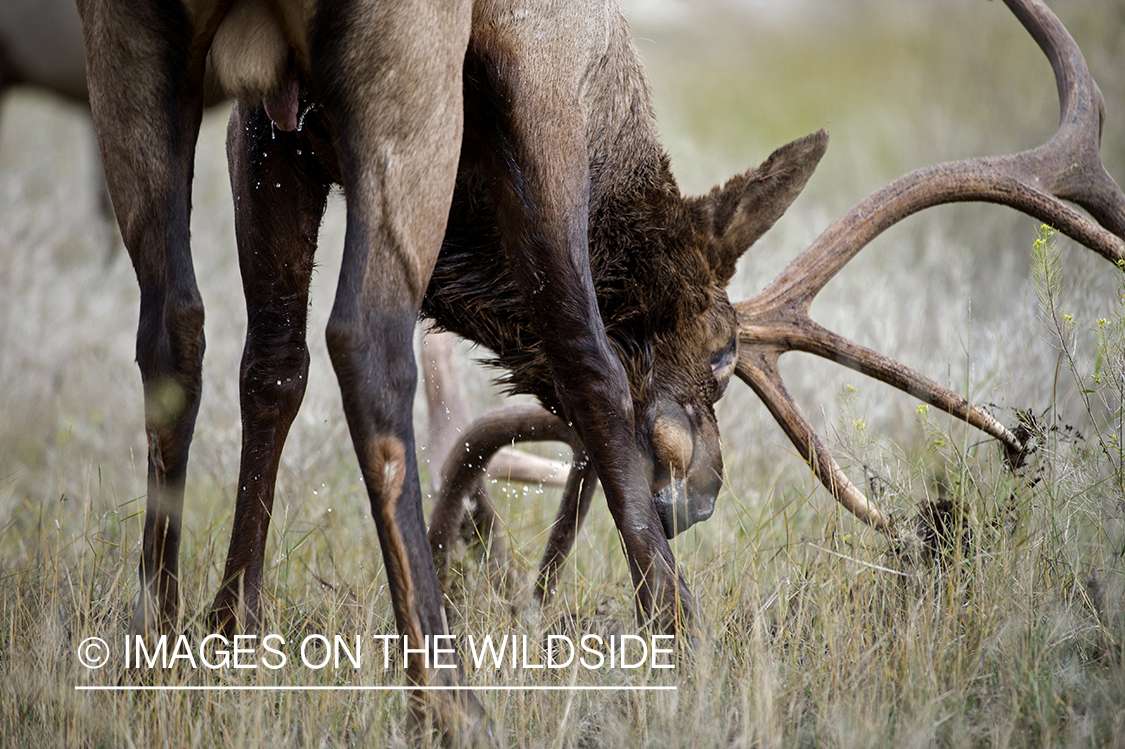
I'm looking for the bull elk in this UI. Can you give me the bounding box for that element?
[76,0,1123,742]
[430,0,1125,603]
[0,0,556,501]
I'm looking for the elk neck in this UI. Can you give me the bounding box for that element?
[422,25,713,415]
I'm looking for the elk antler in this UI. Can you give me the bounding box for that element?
[735,0,1125,531]
[426,402,601,602]
[424,327,572,587]
[433,405,578,514]
[427,403,591,595]
[423,325,570,495]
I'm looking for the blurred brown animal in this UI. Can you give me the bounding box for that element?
[0,0,111,221]
[0,0,88,101]
[0,0,226,231]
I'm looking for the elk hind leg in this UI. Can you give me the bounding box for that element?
[209,99,331,635]
[79,0,208,636]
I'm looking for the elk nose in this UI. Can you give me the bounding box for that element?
[648,400,725,537]
[652,472,718,538]
[692,472,720,522]
[653,478,691,538]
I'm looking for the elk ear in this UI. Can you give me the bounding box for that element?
[694,129,828,283]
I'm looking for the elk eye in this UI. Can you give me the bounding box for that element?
[710,338,737,401]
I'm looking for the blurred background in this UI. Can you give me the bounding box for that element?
[1,0,1122,565]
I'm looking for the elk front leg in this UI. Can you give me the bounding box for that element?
[209,100,332,635]
[513,195,691,630]
[474,39,693,631]
[312,1,485,741]
[78,0,207,636]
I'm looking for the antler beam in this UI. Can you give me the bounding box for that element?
[735,0,1125,531]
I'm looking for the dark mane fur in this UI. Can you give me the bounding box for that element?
[423,148,714,412]
[422,35,715,413]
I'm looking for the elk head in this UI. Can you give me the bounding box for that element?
[427,130,829,541]
[613,131,829,538]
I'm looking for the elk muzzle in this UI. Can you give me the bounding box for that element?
[648,401,722,538]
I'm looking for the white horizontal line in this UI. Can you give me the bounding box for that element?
[75,685,676,692]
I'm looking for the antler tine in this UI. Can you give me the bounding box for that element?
[733,0,1125,532]
[437,404,577,508]
[487,446,570,486]
[429,402,597,600]
[736,349,889,529]
[737,310,1026,457]
[1007,0,1125,240]
[734,303,1026,533]
[535,446,598,604]
[429,403,577,577]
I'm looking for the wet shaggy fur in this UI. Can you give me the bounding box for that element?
[424,158,715,410]
[422,41,721,418]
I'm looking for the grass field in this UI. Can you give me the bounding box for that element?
[1,1,1124,746]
